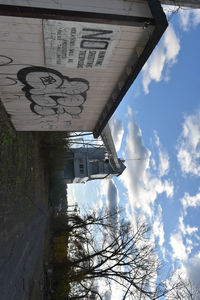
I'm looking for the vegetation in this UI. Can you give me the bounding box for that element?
[0,101,37,220]
[0,100,69,298]
[0,100,48,299]
[166,275,200,300]
[50,208,198,300]
[39,131,69,170]
[39,131,69,207]
[1,100,198,299]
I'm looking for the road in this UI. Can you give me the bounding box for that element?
[0,203,49,300]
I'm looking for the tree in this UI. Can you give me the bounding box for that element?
[62,209,172,300]
[54,208,198,299]
[166,275,200,300]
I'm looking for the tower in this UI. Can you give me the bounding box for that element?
[64,147,126,184]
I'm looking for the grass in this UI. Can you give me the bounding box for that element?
[0,100,71,299]
[0,107,36,223]
[0,101,48,298]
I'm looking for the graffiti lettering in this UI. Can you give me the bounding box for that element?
[80,29,113,54]
[0,76,17,86]
[80,40,109,50]
[17,67,89,117]
[0,55,90,121]
[82,28,112,41]
[0,55,32,87]
[0,55,16,86]
[4,94,24,102]
[0,55,13,66]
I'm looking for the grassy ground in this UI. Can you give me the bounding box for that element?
[0,100,49,299]
[0,101,36,238]
[0,100,71,300]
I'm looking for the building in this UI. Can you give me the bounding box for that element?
[64,147,126,184]
[52,124,126,184]
[0,0,167,137]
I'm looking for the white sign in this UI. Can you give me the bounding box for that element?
[43,20,120,69]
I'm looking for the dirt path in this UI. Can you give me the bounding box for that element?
[0,101,50,300]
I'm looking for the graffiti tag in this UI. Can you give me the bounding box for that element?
[0,55,13,66]
[17,66,89,117]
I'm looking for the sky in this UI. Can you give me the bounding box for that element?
[68,5,200,298]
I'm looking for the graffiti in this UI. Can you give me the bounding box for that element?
[0,55,32,87]
[17,66,89,117]
[3,94,24,102]
[0,55,13,66]
[0,55,89,128]
[0,77,17,87]
[0,55,16,86]
[39,119,72,130]
[39,119,58,130]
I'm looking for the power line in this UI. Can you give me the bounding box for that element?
[124,158,142,161]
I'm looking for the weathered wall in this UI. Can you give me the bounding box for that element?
[0,16,152,131]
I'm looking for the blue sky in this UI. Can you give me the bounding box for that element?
[68,6,200,298]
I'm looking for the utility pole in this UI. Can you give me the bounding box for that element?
[160,0,200,9]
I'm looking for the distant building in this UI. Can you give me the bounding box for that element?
[55,124,126,184]
[63,147,126,184]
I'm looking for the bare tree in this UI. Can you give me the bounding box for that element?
[64,209,171,300]
[54,209,195,299]
[166,275,200,300]
[53,208,119,235]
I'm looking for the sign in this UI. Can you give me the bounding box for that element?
[43,20,121,69]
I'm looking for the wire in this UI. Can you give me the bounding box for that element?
[124,158,142,160]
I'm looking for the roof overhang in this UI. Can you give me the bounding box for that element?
[0,0,168,136]
[93,0,168,137]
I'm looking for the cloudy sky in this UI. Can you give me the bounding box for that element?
[68,5,200,298]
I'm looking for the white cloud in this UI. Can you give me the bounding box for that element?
[185,225,198,235]
[162,4,180,17]
[170,232,188,261]
[186,252,200,288]
[155,132,170,177]
[120,109,174,217]
[166,260,200,300]
[193,9,200,27]
[181,190,200,214]
[92,198,103,212]
[101,180,120,226]
[170,253,200,294]
[101,180,119,211]
[179,216,198,236]
[163,5,200,31]
[179,8,200,31]
[169,210,199,264]
[142,45,165,94]
[151,158,156,171]
[68,180,102,211]
[186,238,193,245]
[110,283,124,300]
[177,110,200,176]
[159,152,169,177]
[109,118,124,152]
[164,25,180,63]
[67,185,76,206]
[195,233,200,241]
[142,25,180,93]
[152,205,165,248]
[179,8,191,30]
